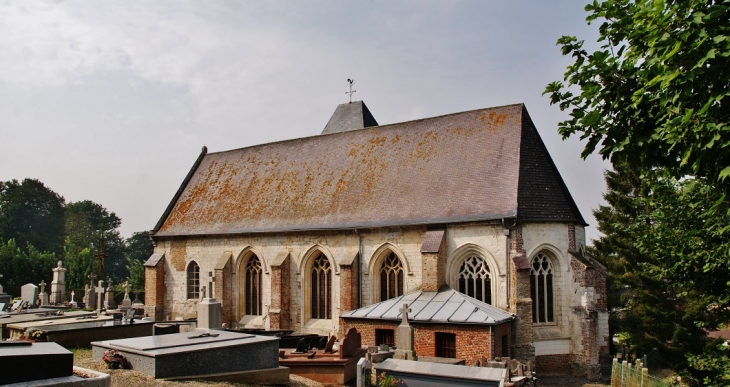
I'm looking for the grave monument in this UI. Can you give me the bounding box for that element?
[86,274,97,309]
[70,291,78,308]
[38,280,49,307]
[92,330,285,381]
[95,279,105,315]
[21,283,38,308]
[119,281,132,310]
[197,273,222,329]
[105,278,116,310]
[50,260,67,304]
[0,274,10,307]
[394,303,417,361]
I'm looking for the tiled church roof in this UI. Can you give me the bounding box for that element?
[153,103,585,237]
[340,286,514,325]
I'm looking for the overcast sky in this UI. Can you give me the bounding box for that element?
[0,1,610,243]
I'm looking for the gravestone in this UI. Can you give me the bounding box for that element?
[0,342,74,385]
[325,335,337,353]
[0,273,10,307]
[198,274,222,329]
[91,330,283,379]
[21,283,39,308]
[105,278,116,309]
[38,280,49,306]
[50,260,67,304]
[86,274,97,309]
[394,303,417,361]
[95,280,105,314]
[340,328,362,359]
[119,281,132,310]
[70,291,78,308]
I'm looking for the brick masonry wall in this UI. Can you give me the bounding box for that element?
[536,354,573,375]
[341,318,510,365]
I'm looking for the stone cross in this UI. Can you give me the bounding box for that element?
[200,285,206,300]
[399,303,411,325]
[123,281,131,298]
[106,277,113,291]
[39,280,46,294]
[88,273,97,286]
[95,280,105,312]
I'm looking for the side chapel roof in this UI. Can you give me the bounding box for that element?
[153,103,585,237]
[340,286,514,325]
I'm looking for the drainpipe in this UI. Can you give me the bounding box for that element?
[502,218,511,310]
[490,325,494,360]
[356,229,363,308]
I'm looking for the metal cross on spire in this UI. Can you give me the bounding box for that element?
[346,79,356,103]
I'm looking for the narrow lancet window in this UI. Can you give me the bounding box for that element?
[245,255,263,315]
[310,254,332,319]
[530,252,555,323]
[380,252,404,301]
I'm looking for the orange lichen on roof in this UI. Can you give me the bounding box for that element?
[155,104,528,236]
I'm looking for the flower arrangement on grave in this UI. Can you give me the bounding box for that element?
[377,372,404,387]
[102,349,130,369]
[24,327,45,341]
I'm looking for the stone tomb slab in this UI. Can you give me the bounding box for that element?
[0,342,74,385]
[40,318,154,348]
[375,358,506,387]
[92,330,280,379]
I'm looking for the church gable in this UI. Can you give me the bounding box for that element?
[154,103,584,237]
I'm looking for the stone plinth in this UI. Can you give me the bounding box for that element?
[376,358,506,387]
[197,298,222,329]
[51,260,67,304]
[91,330,280,379]
[0,342,73,385]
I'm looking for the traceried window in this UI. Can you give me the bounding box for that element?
[245,255,263,315]
[187,261,200,299]
[458,255,492,304]
[435,332,456,358]
[310,254,332,319]
[380,252,404,301]
[530,252,555,323]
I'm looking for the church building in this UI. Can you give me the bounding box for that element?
[144,101,609,376]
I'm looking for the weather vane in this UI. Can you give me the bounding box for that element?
[346,79,356,103]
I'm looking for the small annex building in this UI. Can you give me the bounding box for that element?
[144,101,609,377]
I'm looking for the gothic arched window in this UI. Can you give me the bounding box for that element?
[187,261,200,299]
[458,255,491,304]
[245,255,263,315]
[530,252,555,323]
[310,254,332,319]
[380,252,404,301]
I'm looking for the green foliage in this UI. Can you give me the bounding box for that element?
[592,164,707,369]
[124,231,152,292]
[63,237,95,290]
[545,0,730,191]
[0,179,66,255]
[64,200,126,282]
[0,239,58,287]
[686,340,730,386]
[549,1,730,383]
